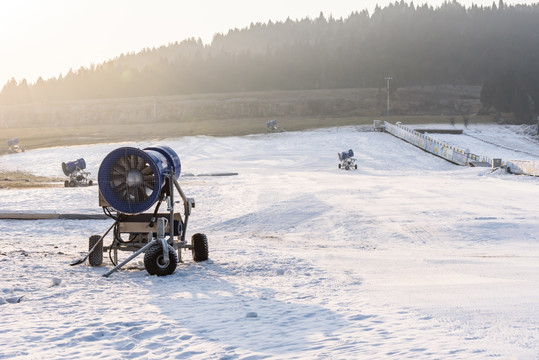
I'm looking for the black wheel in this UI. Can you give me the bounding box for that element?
[64,180,69,187]
[192,233,209,262]
[345,165,350,170]
[69,180,76,187]
[88,180,93,186]
[355,164,358,169]
[88,235,103,266]
[338,164,341,169]
[144,243,178,276]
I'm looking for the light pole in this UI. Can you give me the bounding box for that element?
[385,77,392,116]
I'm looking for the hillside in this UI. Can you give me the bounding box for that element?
[1,2,538,106]
[0,85,486,153]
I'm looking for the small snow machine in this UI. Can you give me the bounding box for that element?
[62,158,93,187]
[86,146,208,277]
[266,119,285,133]
[7,138,24,153]
[338,149,357,170]
[373,119,385,132]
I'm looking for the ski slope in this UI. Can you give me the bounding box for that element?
[0,124,538,359]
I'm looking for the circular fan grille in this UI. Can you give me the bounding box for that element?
[99,146,180,214]
[110,154,156,204]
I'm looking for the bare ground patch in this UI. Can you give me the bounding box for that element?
[0,170,62,189]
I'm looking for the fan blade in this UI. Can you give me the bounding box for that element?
[136,157,145,171]
[112,164,127,176]
[117,157,130,172]
[111,173,125,182]
[132,155,139,170]
[130,155,138,169]
[141,165,153,176]
[115,183,127,194]
[143,174,155,184]
[136,187,148,202]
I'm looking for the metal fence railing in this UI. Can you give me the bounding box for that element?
[383,121,491,166]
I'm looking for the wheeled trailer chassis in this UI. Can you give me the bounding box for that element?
[88,172,208,277]
[64,169,93,187]
[338,159,358,170]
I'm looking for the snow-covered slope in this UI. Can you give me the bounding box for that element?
[1,124,538,359]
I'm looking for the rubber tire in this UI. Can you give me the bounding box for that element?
[69,180,76,187]
[64,180,69,187]
[144,243,178,276]
[345,165,350,170]
[355,164,358,169]
[88,235,103,266]
[88,180,93,186]
[338,164,341,169]
[192,233,209,262]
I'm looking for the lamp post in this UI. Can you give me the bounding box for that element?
[385,77,392,116]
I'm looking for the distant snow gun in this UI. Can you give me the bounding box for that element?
[338,149,357,170]
[7,138,24,153]
[62,158,93,187]
[266,119,285,133]
[73,145,209,277]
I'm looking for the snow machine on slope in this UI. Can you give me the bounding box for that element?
[338,149,357,170]
[7,138,24,153]
[88,146,208,277]
[266,119,285,133]
[62,158,93,187]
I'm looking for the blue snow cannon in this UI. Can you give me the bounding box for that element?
[7,138,19,147]
[98,146,181,214]
[62,158,87,176]
[338,149,357,170]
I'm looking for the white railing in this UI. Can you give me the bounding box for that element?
[383,121,491,166]
[505,160,539,176]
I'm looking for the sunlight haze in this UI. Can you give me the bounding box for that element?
[0,0,536,85]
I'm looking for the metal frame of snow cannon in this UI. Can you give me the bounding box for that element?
[99,172,206,278]
[338,149,357,170]
[90,146,208,277]
[62,158,93,187]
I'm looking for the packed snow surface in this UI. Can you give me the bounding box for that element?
[1,124,538,359]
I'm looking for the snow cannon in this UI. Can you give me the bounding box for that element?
[62,158,86,176]
[84,144,208,278]
[62,158,93,187]
[98,146,181,215]
[338,149,357,170]
[7,138,19,147]
[266,119,277,127]
[7,138,24,153]
[341,149,354,160]
[266,119,285,133]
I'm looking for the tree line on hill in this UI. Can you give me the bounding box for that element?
[1,1,538,122]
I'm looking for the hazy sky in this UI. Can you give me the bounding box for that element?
[0,0,536,85]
